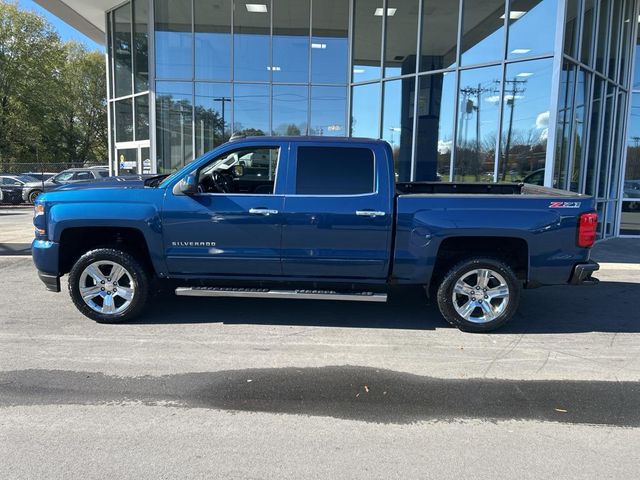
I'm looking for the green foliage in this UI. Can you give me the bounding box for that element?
[0,1,107,167]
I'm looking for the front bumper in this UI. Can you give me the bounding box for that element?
[569,260,600,285]
[38,271,61,292]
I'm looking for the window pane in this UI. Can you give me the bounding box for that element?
[195,0,231,81]
[618,0,634,84]
[310,86,347,136]
[311,0,348,84]
[115,98,133,142]
[581,0,596,66]
[114,4,132,97]
[607,0,623,80]
[353,0,382,81]
[625,95,640,189]
[585,77,603,195]
[569,69,589,192]
[234,84,269,135]
[234,0,270,81]
[455,66,501,181]
[595,0,611,73]
[553,62,576,190]
[273,0,310,83]
[156,81,193,173]
[460,0,506,66]
[609,91,626,198]
[295,146,375,194]
[499,58,552,183]
[416,72,456,181]
[633,15,640,89]
[195,83,231,157]
[620,203,640,235]
[272,85,308,135]
[384,0,419,77]
[597,84,615,198]
[419,0,458,72]
[199,147,280,194]
[351,83,380,138]
[135,94,149,140]
[563,0,579,59]
[133,0,149,92]
[507,0,557,61]
[382,78,415,182]
[155,0,192,79]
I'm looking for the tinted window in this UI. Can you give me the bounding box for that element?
[295,147,375,195]
[75,172,93,181]
[97,171,109,178]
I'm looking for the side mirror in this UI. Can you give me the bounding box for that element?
[173,173,198,195]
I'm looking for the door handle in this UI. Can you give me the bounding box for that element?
[249,208,279,216]
[356,210,386,217]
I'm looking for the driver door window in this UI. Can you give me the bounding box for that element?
[197,147,280,194]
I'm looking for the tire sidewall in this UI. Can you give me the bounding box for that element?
[437,258,520,333]
[68,248,149,323]
[29,190,41,204]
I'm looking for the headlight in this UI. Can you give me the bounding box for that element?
[34,204,45,217]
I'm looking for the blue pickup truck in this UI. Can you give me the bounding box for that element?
[32,137,599,332]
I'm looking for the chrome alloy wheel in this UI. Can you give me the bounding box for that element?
[78,260,135,315]
[451,268,510,324]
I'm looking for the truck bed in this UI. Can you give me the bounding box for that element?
[396,182,585,197]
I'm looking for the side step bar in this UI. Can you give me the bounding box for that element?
[175,287,388,303]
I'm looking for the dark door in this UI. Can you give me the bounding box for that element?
[281,144,393,279]
[162,143,287,276]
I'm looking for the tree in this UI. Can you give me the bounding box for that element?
[0,1,107,168]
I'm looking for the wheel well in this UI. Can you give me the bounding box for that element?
[58,227,154,275]
[432,236,528,287]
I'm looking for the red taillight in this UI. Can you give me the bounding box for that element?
[578,212,598,248]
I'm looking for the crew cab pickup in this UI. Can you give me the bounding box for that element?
[32,137,599,332]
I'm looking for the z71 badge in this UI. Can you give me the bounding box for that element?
[549,201,581,208]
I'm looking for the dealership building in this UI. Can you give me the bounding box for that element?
[37,0,640,237]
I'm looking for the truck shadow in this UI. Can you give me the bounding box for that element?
[137,281,640,334]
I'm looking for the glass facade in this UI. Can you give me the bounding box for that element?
[106,0,640,237]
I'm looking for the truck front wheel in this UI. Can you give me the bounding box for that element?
[436,257,520,333]
[68,248,150,323]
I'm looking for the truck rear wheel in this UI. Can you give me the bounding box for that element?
[68,248,150,323]
[436,257,520,333]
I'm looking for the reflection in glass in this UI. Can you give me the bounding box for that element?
[114,4,132,98]
[609,91,626,198]
[135,94,149,140]
[234,0,270,81]
[460,0,506,66]
[419,0,458,72]
[195,83,231,157]
[507,0,557,61]
[620,204,640,235]
[597,84,615,198]
[115,98,133,142]
[595,0,611,73]
[553,62,576,190]
[499,59,552,183]
[234,84,269,135]
[581,0,596,66]
[272,85,308,136]
[351,83,381,139]
[455,66,501,181]
[156,81,193,173]
[563,0,579,58]
[195,0,231,81]
[353,0,382,81]
[607,0,623,80]
[569,69,589,192]
[384,0,419,77]
[133,0,148,92]
[634,21,640,89]
[311,0,348,84]
[618,0,634,84]
[310,86,347,136]
[382,78,415,181]
[585,78,603,195]
[625,95,640,187]
[415,72,456,181]
[273,0,310,83]
[155,0,192,79]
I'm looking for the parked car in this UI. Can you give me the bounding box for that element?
[0,174,37,204]
[22,167,109,204]
[32,137,599,332]
[22,172,56,182]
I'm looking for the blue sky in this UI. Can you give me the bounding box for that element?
[18,0,104,51]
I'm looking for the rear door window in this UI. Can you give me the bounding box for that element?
[295,146,375,195]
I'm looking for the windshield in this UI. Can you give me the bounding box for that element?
[53,171,74,182]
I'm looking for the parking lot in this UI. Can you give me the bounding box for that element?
[1,210,640,479]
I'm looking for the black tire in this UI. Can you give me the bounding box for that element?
[68,248,150,323]
[28,190,42,204]
[436,257,520,333]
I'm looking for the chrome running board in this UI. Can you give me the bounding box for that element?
[175,286,387,302]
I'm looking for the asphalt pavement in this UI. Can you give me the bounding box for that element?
[1,253,640,479]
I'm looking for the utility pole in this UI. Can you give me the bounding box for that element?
[213,97,232,143]
[502,77,528,181]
